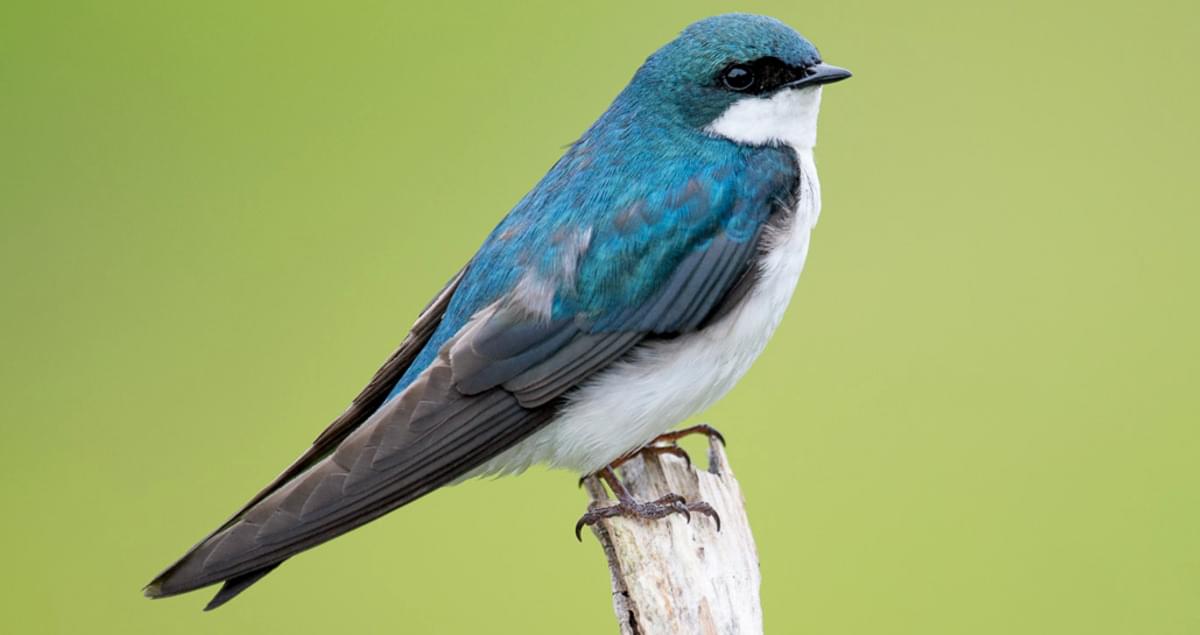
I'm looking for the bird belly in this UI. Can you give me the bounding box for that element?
[471,152,821,477]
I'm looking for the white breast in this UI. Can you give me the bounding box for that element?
[471,87,826,477]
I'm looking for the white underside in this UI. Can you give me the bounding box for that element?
[471,87,825,476]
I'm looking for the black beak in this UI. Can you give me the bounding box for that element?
[786,63,852,89]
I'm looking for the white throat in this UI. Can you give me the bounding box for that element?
[705,86,823,150]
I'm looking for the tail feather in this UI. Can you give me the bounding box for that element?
[142,542,283,612]
[204,563,282,611]
[144,558,282,611]
[142,269,466,609]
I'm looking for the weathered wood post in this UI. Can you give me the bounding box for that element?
[582,436,762,635]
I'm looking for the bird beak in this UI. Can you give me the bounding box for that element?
[785,63,852,89]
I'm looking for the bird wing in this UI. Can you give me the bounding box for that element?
[143,268,463,603]
[238,267,466,524]
[146,145,799,609]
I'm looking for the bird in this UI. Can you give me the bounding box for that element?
[145,13,851,610]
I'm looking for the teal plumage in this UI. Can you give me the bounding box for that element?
[386,13,820,400]
[387,133,798,400]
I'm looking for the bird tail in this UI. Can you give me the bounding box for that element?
[202,564,281,610]
[143,537,285,610]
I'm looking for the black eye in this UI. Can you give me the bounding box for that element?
[721,65,756,92]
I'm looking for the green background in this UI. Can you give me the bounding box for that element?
[2,1,1197,633]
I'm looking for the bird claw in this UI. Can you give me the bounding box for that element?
[652,424,726,448]
[574,429,728,540]
[649,425,729,472]
[684,500,721,531]
[609,443,692,472]
[602,425,727,476]
[574,493,721,541]
[651,444,692,469]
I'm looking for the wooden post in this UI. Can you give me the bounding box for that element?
[582,437,762,635]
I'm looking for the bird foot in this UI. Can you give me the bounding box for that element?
[576,441,700,489]
[575,494,721,540]
[611,443,693,471]
[605,424,727,475]
[575,467,721,540]
[648,424,726,447]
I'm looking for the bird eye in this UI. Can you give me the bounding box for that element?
[721,65,756,92]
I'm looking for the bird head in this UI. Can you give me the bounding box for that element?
[626,14,850,150]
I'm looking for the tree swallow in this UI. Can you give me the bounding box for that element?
[146,13,850,610]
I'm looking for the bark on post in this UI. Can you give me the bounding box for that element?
[582,438,762,635]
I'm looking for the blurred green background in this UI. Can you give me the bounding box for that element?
[2,1,1197,633]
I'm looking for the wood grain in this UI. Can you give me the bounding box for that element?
[583,438,762,635]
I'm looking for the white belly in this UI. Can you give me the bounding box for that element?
[470,151,822,477]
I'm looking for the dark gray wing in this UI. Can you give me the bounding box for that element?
[145,268,463,603]
[242,267,467,518]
